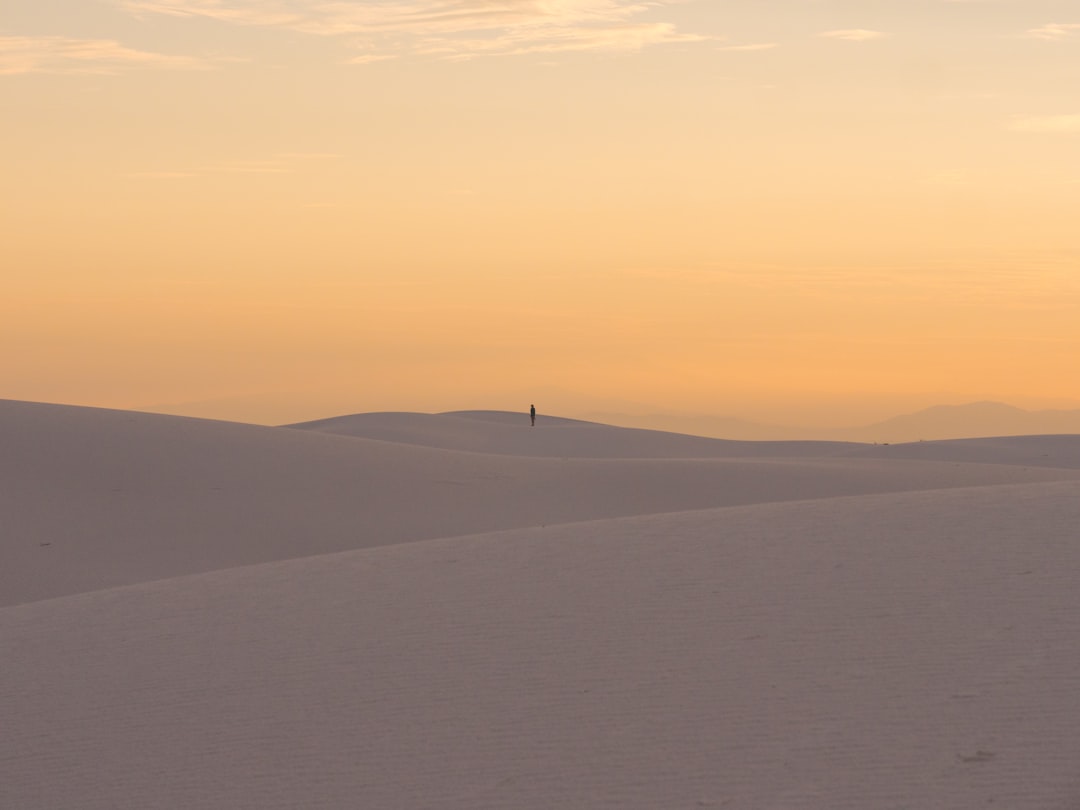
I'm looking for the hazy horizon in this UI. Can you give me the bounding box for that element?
[129,389,1080,431]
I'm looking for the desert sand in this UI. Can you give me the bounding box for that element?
[3,399,1080,808]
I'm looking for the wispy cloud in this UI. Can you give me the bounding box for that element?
[818,29,887,42]
[1026,23,1080,41]
[0,35,210,75]
[716,42,777,52]
[346,53,398,65]
[1009,114,1080,134]
[116,0,709,60]
[415,21,704,59]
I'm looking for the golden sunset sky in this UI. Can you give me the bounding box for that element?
[4,0,1079,426]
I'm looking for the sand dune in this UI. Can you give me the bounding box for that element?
[846,433,1080,469]
[286,409,861,458]
[6,400,1079,606]
[4,399,1080,808]
[4,482,1080,808]
[290,410,1080,467]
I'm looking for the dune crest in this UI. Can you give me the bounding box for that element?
[285,408,859,458]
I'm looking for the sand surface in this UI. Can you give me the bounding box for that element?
[4,399,1080,808]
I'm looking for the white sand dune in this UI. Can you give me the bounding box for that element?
[6,400,1079,606]
[4,399,1080,808]
[287,409,861,458]
[845,433,1080,469]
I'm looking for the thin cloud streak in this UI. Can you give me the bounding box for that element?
[0,35,211,75]
[716,42,778,52]
[414,22,705,59]
[819,29,887,42]
[117,0,709,59]
[1026,23,1080,41]
[346,54,398,65]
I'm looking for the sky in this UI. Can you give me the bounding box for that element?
[3,0,1079,426]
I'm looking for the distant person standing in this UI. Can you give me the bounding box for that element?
[530,404,536,427]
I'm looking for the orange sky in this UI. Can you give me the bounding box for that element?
[3,0,1079,425]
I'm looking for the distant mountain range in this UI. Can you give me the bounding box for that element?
[587,402,1080,443]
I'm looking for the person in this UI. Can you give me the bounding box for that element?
[530,404,536,427]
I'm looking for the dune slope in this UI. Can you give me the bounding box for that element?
[845,434,1080,469]
[4,481,1080,809]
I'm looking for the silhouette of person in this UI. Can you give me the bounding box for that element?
[530,404,536,427]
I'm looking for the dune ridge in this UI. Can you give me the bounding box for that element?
[285,408,861,458]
